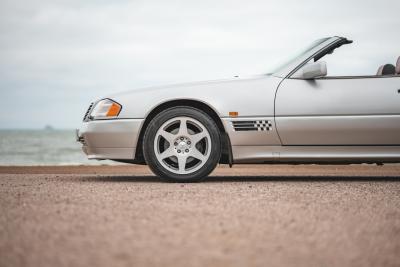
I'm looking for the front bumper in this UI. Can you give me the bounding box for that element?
[77,119,144,160]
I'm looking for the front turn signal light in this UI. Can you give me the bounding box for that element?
[90,99,122,120]
[106,102,122,117]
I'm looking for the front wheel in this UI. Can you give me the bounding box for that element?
[143,107,221,182]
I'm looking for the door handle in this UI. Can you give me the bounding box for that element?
[398,89,400,93]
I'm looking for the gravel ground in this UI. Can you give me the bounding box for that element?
[0,164,400,267]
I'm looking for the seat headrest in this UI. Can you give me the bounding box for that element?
[382,64,396,75]
[376,65,384,75]
[396,56,400,74]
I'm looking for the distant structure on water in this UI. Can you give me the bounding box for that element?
[44,125,54,131]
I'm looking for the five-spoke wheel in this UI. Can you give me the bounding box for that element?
[143,107,221,182]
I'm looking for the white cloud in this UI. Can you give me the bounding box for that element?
[0,0,399,128]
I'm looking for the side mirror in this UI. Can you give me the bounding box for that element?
[294,61,327,79]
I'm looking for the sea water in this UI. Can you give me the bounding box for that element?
[0,129,119,165]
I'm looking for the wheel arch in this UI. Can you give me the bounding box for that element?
[134,99,232,165]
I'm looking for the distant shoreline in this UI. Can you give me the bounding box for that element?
[0,128,77,131]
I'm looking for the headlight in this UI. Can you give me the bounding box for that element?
[89,99,122,120]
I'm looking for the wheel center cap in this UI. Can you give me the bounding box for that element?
[174,136,191,154]
[178,141,187,150]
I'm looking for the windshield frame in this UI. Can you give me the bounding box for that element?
[272,37,339,78]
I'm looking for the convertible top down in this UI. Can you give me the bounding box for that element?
[77,36,400,181]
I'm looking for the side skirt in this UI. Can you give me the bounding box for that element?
[232,145,400,164]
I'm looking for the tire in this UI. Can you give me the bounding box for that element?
[143,106,221,182]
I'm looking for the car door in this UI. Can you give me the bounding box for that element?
[275,76,400,145]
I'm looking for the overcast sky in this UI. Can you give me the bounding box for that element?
[1,0,399,129]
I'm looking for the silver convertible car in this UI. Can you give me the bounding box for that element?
[77,36,400,182]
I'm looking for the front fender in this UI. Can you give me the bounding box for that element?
[107,75,281,119]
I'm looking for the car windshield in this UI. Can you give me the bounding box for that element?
[268,38,330,74]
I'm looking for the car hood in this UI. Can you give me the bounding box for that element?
[107,74,271,98]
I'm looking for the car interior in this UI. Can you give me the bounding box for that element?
[376,56,400,75]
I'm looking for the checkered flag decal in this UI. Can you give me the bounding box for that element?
[254,120,272,131]
[232,120,273,132]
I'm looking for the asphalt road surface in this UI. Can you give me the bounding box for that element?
[1,164,400,267]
